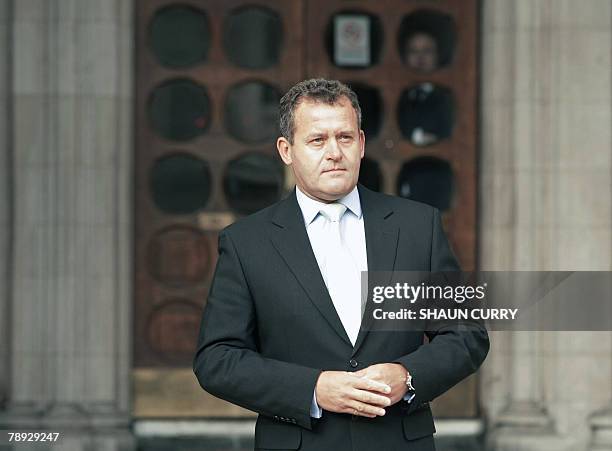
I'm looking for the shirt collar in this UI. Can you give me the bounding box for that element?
[295,185,362,225]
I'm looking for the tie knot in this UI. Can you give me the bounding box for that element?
[319,203,347,223]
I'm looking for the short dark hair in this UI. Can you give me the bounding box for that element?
[279,79,362,144]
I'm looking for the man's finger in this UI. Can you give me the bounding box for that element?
[352,388,391,407]
[352,376,391,394]
[347,401,386,417]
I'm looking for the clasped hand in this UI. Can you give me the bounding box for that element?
[314,363,409,418]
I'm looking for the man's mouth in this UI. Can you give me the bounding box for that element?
[322,168,345,173]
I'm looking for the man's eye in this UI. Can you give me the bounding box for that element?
[311,138,324,144]
[339,135,353,142]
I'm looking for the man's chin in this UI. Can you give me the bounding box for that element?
[319,182,355,200]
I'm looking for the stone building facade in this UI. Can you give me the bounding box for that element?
[0,1,611,450]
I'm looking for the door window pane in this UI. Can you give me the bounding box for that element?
[149,79,211,141]
[223,6,283,69]
[223,153,284,215]
[225,81,280,143]
[397,83,454,146]
[396,157,454,211]
[398,9,457,73]
[150,5,211,68]
[348,82,383,139]
[150,154,212,214]
[325,11,384,68]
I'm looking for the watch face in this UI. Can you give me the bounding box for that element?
[406,376,415,395]
[406,374,414,388]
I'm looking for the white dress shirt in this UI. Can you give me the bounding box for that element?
[296,185,368,277]
[296,186,368,418]
[295,186,414,417]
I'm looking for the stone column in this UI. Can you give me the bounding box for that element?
[0,0,11,410]
[0,1,134,449]
[480,0,612,450]
[588,292,612,450]
[590,389,612,450]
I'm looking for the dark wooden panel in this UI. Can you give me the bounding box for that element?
[134,0,480,418]
[135,0,305,369]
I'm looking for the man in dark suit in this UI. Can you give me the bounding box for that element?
[193,79,489,451]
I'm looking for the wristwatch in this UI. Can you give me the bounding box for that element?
[405,372,415,397]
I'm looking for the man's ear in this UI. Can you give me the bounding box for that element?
[276,137,293,165]
[359,130,366,159]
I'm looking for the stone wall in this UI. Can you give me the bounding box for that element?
[0,1,611,450]
[0,1,134,449]
[0,0,11,411]
[479,1,612,449]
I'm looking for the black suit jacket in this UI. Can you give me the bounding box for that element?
[193,184,489,451]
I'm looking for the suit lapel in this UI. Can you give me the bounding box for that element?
[352,185,399,355]
[268,190,353,347]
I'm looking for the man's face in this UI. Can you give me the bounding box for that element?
[277,97,365,203]
[405,32,439,73]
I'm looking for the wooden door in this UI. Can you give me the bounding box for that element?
[134,0,479,418]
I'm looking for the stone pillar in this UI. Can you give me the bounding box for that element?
[480,0,612,450]
[0,1,134,449]
[494,332,551,427]
[590,405,612,451]
[589,315,612,450]
[0,0,11,410]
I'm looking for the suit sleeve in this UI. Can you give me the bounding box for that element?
[394,208,490,413]
[193,229,322,430]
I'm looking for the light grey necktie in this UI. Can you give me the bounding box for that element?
[318,203,362,345]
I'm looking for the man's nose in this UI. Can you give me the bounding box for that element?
[325,140,342,160]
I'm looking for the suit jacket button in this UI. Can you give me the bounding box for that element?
[349,359,359,368]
